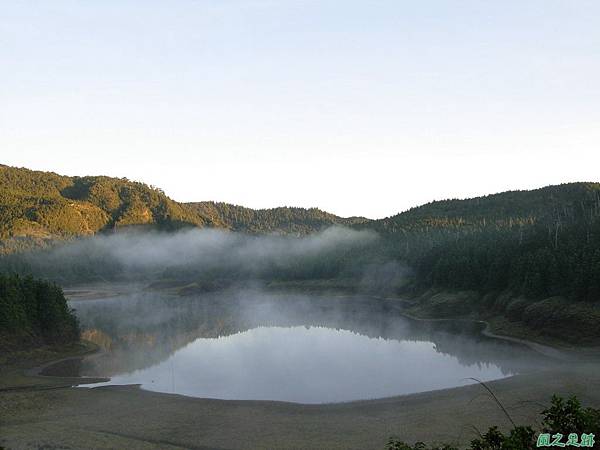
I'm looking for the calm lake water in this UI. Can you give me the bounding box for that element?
[68,287,553,403]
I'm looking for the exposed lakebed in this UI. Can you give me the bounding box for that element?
[63,286,556,403]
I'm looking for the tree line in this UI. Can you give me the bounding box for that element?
[0,274,79,350]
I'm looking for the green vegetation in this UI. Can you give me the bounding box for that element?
[1,164,600,341]
[364,183,600,342]
[0,165,363,255]
[0,164,209,252]
[188,201,367,234]
[0,273,79,351]
[369,183,600,302]
[387,395,600,450]
[2,165,599,448]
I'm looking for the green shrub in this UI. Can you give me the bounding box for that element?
[387,395,600,450]
[0,273,79,349]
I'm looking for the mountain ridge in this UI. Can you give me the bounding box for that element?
[0,165,367,253]
[371,182,600,232]
[187,201,369,234]
[2,164,600,253]
[2,164,599,341]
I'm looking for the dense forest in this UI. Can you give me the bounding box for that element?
[187,202,368,234]
[364,183,600,342]
[2,165,600,304]
[1,164,599,341]
[367,183,600,303]
[0,274,79,351]
[0,165,360,255]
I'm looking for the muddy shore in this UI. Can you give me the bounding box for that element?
[2,287,599,449]
[2,361,600,450]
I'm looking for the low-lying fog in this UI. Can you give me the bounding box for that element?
[13,227,391,283]
[67,287,557,404]
[8,226,413,298]
[17,227,557,403]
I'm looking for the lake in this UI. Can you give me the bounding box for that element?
[67,286,554,403]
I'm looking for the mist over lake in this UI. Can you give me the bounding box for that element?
[68,287,556,403]
[2,1,600,447]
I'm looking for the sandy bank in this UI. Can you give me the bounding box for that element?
[2,347,600,449]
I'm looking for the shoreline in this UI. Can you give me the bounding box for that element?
[383,302,572,361]
[2,288,600,449]
[3,358,599,449]
[24,290,578,401]
[65,281,582,355]
[64,281,600,354]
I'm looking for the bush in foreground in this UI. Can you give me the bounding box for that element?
[387,395,600,450]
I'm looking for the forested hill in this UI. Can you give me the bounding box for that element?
[0,274,79,351]
[3,165,599,246]
[0,165,210,253]
[369,183,600,234]
[187,202,368,234]
[0,165,365,253]
[3,165,599,341]
[363,183,600,322]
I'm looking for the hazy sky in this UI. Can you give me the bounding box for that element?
[2,1,599,218]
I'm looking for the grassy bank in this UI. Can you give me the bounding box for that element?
[402,289,600,349]
[144,278,600,348]
[0,339,100,392]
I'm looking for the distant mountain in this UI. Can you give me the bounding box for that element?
[0,165,207,251]
[0,165,366,253]
[2,164,599,341]
[187,202,369,235]
[3,165,599,244]
[358,182,600,315]
[368,182,600,234]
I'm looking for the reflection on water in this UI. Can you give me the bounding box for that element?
[70,287,555,403]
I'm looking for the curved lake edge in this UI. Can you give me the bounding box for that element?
[282,291,575,362]
[362,294,600,363]
[370,297,571,362]
[29,288,577,401]
[64,283,599,356]
[23,340,110,385]
[6,350,599,450]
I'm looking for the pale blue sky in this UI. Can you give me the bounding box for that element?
[2,1,599,218]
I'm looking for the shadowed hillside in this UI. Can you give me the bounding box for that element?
[2,164,600,341]
[360,183,600,342]
[0,274,79,352]
[369,182,600,233]
[361,183,600,303]
[376,183,600,232]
